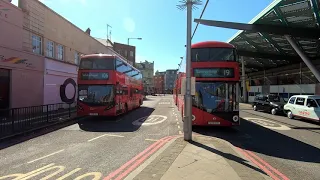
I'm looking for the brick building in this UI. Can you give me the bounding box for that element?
[153,71,165,94]
[0,0,124,109]
[113,42,136,66]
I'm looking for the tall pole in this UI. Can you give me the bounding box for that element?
[177,0,202,141]
[127,38,130,45]
[184,0,192,141]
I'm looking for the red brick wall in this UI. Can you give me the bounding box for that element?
[153,75,164,93]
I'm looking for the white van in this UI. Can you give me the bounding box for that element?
[283,95,320,122]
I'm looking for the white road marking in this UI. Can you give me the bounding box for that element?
[27,149,65,164]
[243,117,291,131]
[132,115,168,126]
[88,134,124,142]
[177,122,179,125]
[178,125,181,129]
[145,138,158,142]
[179,131,182,135]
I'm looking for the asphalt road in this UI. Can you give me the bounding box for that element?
[194,103,320,180]
[1,97,320,180]
[0,95,181,179]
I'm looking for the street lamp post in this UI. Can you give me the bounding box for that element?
[128,37,142,45]
[177,0,202,141]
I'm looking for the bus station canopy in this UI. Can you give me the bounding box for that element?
[195,0,320,73]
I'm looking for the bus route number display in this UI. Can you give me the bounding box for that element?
[81,72,109,80]
[193,68,234,78]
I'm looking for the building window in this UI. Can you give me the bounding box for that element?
[32,35,42,55]
[74,51,80,64]
[46,41,54,58]
[56,44,64,60]
[124,50,128,57]
[130,51,134,57]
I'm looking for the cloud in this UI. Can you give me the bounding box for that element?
[123,17,135,33]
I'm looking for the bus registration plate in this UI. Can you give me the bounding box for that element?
[89,113,98,116]
[208,122,220,125]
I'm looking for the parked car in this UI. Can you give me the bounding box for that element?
[252,94,286,115]
[283,95,320,122]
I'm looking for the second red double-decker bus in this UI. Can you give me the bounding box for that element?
[77,54,143,117]
[174,41,240,126]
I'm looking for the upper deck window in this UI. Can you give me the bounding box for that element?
[191,47,236,62]
[79,57,115,70]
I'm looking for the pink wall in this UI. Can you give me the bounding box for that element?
[0,47,44,108]
[0,0,23,50]
[44,58,77,105]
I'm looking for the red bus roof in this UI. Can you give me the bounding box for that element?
[81,53,140,72]
[192,41,235,49]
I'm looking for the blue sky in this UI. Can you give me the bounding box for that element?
[13,0,274,72]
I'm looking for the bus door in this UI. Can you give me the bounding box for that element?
[193,82,237,124]
[192,82,206,124]
[129,87,134,110]
[115,83,122,114]
[123,87,128,112]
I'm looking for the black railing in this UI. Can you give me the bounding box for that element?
[0,102,77,140]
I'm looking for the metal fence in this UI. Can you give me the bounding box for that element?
[0,102,77,140]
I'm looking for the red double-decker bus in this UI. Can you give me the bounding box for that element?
[77,54,143,117]
[174,41,240,126]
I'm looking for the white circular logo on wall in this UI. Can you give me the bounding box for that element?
[192,115,196,121]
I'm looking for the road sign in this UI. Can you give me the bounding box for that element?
[244,117,291,131]
[132,115,168,126]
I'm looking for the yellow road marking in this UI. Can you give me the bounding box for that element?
[74,172,102,180]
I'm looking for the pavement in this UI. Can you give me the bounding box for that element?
[0,96,319,180]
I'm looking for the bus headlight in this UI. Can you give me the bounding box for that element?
[232,115,239,122]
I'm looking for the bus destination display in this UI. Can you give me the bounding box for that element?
[81,72,109,80]
[193,68,234,78]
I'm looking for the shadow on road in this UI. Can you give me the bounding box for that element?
[78,106,155,132]
[190,140,267,176]
[0,118,79,150]
[193,119,320,164]
[142,98,154,101]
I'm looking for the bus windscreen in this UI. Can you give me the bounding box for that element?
[191,48,236,62]
[79,57,115,70]
[78,85,114,106]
